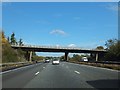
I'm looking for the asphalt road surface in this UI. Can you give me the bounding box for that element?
[1,61,120,89]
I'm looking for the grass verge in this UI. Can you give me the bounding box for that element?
[69,61,120,70]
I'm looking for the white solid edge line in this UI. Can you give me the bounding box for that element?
[78,64,120,72]
[68,62,120,72]
[0,63,41,74]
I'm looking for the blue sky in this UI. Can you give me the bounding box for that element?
[2,2,118,56]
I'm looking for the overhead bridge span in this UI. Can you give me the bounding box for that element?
[11,45,107,62]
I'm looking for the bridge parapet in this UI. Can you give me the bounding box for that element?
[11,44,82,50]
[11,44,106,51]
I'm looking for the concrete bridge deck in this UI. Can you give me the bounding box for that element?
[11,45,106,53]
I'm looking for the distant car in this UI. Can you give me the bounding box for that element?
[52,59,60,65]
[81,57,88,62]
[44,60,50,63]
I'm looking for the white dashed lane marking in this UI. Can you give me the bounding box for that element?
[35,71,39,75]
[74,71,80,74]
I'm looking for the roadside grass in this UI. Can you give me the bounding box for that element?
[1,61,39,72]
[1,42,36,72]
[69,61,120,70]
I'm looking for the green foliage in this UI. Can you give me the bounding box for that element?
[96,46,104,50]
[18,38,23,46]
[105,38,117,50]
[7,36,10,43]
[2,31,7,43]
[104,39,120,61]
[2,32,26,63]
[32,55,45,61]
[10,32,16,45]
[60,55,65,61]
[2,43,18,62]
[70,54,81,61]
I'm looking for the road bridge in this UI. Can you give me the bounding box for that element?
[11,45,107,62]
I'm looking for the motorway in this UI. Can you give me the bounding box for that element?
[1,61,120,89]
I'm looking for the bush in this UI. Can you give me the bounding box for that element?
[2,43,26,63]
[104,39,120,62]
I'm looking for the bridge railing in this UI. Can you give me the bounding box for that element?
[11,44,83,49]
[11,44,106,51]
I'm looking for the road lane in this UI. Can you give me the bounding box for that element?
[2,62,48,88]
[65,62,119,80]
[2,62,120,89]
[62,62,119,88]
[24,62,93,88]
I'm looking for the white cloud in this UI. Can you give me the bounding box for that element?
[50,29,66,36]
[68,44,76,47]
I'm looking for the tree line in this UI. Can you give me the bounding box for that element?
[2,31,26,62]
[104,39,120,61]
[7,32,24,46]
[2,31,43,63]
[59,38,120,62]
[1,31,120,62]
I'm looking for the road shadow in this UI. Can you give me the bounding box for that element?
[86,79,120,89]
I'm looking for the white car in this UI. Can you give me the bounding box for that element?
[81,57,88,62]
[52,59,59,65]
[44,59,50,63]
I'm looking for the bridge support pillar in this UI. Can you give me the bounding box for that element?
[64,52,69,61]
[96,53,98,61]
[29,51,32,62]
